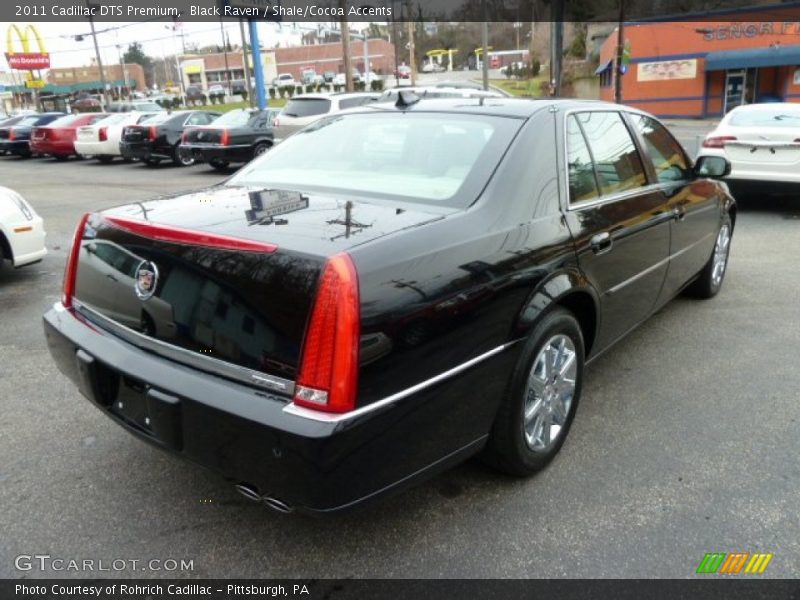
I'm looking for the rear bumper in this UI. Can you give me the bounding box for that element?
[4,215,46,266]
[74,141,117,157]
[1,140,31,154]
[120,141,172,161]
[30,139,74,156]
[43,303,502,513]
[180,143,252,164]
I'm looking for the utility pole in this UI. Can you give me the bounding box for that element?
[86,0,110,109]
[220,19,232,91]
[615,0,625,104]
[481,3,489,91]
[406,5,416,87]
[390,1,399,86]
[340,2,354,92]
[239,19,254,107]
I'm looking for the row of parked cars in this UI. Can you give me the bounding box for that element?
[1,85,506,170]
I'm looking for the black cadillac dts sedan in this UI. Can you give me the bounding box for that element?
[44,96,735,514]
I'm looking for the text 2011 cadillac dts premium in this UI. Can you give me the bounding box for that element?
[43,97,736,514]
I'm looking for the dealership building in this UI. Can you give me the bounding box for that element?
[597,4,800,117]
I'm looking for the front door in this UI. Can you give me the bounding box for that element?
[724,71,745,113]
[628,114,720,300]
[562,111,671,353]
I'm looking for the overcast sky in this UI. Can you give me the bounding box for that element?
[0,20,367,71]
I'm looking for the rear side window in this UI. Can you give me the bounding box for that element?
[631,115,690,183]
[282,98,332,118]
[566,116,600,204]
[575,111,647,197]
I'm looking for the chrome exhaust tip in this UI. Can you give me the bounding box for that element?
[234,483,262,502]
[234,483,294,513]
[263,495,294,514]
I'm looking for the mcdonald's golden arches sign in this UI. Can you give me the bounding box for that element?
[5,24,50,70]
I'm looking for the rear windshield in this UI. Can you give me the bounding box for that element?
[211,109,261,127]
[729,108,800,127]
[47,115,80,128]
[228,112,521,208]
[18,116,43,126]
[281,98,332,118]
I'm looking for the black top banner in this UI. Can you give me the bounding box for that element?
[3,0,800,23]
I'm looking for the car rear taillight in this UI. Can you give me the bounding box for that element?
[293,253,360,414]
[98,127,107,142]
[220,129,229,146]
[702,135,737,148]
[62,213,91,309]
[149,126,157,141]
[8,129,15,141]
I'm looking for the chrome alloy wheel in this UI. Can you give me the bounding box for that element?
[523,334,577,452]
[711,223,731,287]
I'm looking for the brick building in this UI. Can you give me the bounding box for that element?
[47,63,146,92]
[180,39,396,89]
[597,3,800,117]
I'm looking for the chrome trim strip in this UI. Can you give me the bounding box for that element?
[73,300,295,396]
[180,143,253,149]
[282,340,520,424]
[606,231,714,296]
[607,256,670,296]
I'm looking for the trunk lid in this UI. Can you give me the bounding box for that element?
[77,126,99,142]
[723,126,800,165]
[185,127,224,144]
[72,185,449,391]
[122,125,149,143]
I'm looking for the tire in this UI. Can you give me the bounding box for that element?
[53,154,69,161]
[172,144,195,167]
[209,158,230,171]
[96,155,114,164]
[484,308,585,476]
[252,142,270,158]
[685,213,732,299]
[143,157,161,167]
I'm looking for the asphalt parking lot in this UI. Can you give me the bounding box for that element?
[1,150,799,579]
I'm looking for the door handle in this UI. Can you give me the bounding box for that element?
[590,232,613,254]
[673,206,686,221]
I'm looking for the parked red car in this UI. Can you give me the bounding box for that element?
[30,113,108,160]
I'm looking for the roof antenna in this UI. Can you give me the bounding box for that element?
[395,91,420,108]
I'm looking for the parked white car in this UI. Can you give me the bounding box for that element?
[273,73,296,88]
[697,103,800,190]
[74,111,159,163]
[0,186,46,269]
[272,92,380,142]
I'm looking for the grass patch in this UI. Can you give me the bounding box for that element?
[187,98,287,113]
[491,78,546,98]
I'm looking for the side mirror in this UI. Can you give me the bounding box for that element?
[694,155,731,179]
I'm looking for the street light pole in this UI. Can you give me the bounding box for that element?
[614,0,625,104]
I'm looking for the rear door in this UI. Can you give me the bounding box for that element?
[629,113,720,299]
[562,110,671,353]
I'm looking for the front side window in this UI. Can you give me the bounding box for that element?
[631,114,690,183]
[575,111,647,196]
